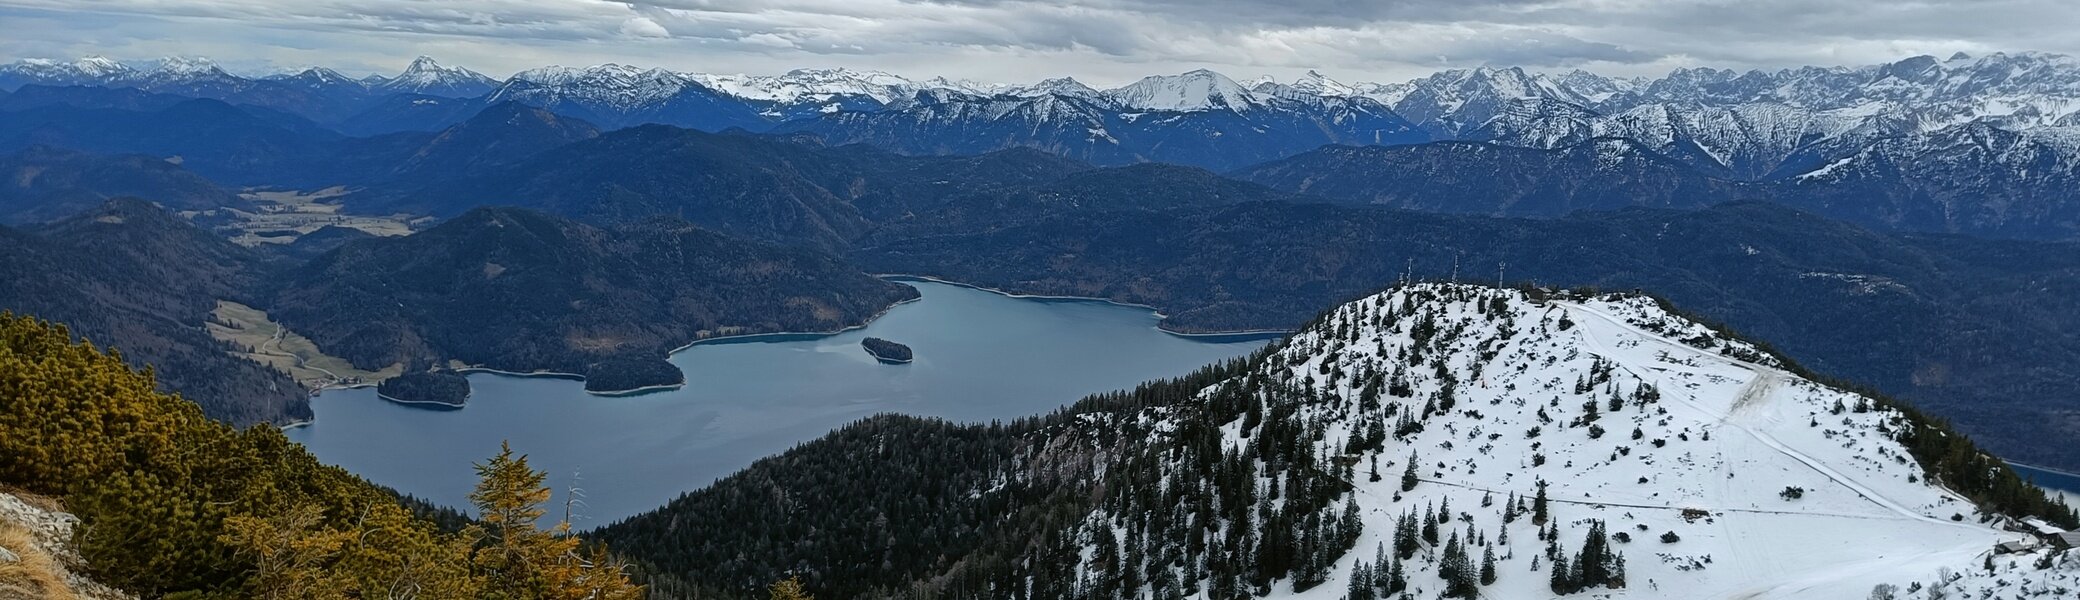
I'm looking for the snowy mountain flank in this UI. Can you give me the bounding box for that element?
[1006,283,2076,599]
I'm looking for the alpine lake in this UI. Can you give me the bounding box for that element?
[286,278,1276,526]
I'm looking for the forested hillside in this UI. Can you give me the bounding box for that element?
[271,206,919,394]
[0,145,246,224]
[0,312,640,598]
[0,198,305,424]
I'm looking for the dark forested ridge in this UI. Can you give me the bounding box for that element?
[1231,139,1760,216]
[349,125,1095,251]
[0,145,248,224]
[1235,136,2080,242]
[270,206,918,393]
[0,198,306,425]
[856,201,2080,470]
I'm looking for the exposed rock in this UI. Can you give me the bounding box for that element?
[0,492,133,600]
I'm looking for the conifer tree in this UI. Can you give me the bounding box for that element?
[1549,551,1575,594]
[769,576,814,600]
[1481,546,1497,585]
[1532,480,1551,525]
[471,442,642,600]
[1385,558,1407,595]
[1401,452,1421,491]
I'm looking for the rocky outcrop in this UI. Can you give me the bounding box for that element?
[0,492,132,600]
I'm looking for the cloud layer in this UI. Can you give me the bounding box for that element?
[0,0,2074,85]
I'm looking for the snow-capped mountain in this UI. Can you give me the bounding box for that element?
[692,67,923,105]
[0,55,132,89]
[1249,70,1359,102]
[1004,77,1108,102]
[776,82,1427,171]
[1106,69,1265,112]
[1351,66,1590,138]
[376,56,497,98]
[264,67,368,93]
[1030,282,2075,599]
[1782,121,2080,238]
[500,64,699,110]
[1623,52,2080,127]
[485,64,769,131]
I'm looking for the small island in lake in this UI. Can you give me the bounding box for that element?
[585,356,687,395]
[861,337,914,364]
[376,371,471,407]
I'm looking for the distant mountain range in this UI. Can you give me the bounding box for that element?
[4,53,2075,203]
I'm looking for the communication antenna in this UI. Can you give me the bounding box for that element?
[1451,253,1461,283]
[1498,261,1508,288]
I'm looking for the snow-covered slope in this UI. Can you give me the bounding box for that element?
[376,56,497,98]
[1046,283,2074,599]
[691,67,922,105]
[1107,69,1265,112]
[0,55,133,89]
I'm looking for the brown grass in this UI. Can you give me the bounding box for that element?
[0,487,59,514]
[0,522,77,600]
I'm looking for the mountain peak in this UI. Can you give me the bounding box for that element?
[378,55,496,97]
[73,55,128,75]
[1108,68,1260,112]
[1292,69,1354,96]
[153,56,223,75]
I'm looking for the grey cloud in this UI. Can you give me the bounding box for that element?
[0,0,2075,84]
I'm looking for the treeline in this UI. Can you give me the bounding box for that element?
[0,313,640,598]
[585,357,685,393]
[377,369,471,405]
[595,348,1280,599]
[861,337,913,363]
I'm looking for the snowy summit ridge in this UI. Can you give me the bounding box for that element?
[1037,282,2076,600]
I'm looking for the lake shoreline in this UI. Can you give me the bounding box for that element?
[875,274,1293,339]
[291,275,1281,418]
[2005,461,2080,506]
[586,382,687,397]
[376,390,469,409]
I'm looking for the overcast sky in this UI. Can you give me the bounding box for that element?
[0,0,2075,86]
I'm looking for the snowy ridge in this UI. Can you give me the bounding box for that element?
[1107,69,1264,112]
[491,64,695,110]
[375,56,498,97]
[1043,283,2072,599]
[690,67,923,104]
